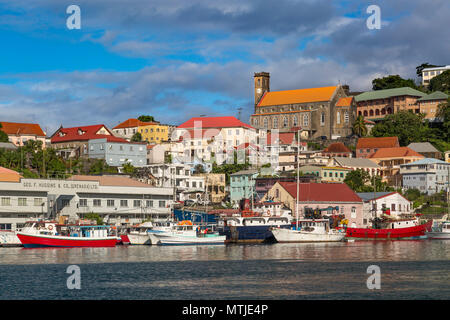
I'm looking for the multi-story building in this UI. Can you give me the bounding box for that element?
[445,151,450,164]
[88,138,147,167]
[327,157,381,177]
[265,132,307,172]
[357,192,413,224]
[229,169,259,205]
[407,142,442,160]
[355,87,426,120]
[422,65,450,86]
[321,142,353,158]
[195,173,226,203]
[0,172,173,231]
[172,116,259,165]
[112,118,156,141]
[417,91,448,121]
[320,166,353,183]
[368,147,425,186]
[144,163,206,202]
[400,158,449,195]
[138,123,170,144]
[0,122,47,148]
[356,136,400,159]
[263,182,365,228]
[250,72,355,139]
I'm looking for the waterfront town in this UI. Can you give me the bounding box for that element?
[0,67,449,246]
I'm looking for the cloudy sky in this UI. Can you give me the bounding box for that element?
[0,0,449,134]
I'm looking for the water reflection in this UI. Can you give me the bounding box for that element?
[1,241,450,266]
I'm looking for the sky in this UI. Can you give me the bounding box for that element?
[0,0,449,135]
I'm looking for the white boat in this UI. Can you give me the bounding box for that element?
[126,222,154,245]
[152,221,226,245]
[426,221,450,240]
[147,221,176,244]
[271,219,345,243]
[0,230,22,247]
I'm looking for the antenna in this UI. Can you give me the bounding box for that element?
[237,107,243,120]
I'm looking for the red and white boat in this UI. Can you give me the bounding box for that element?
[17,221,117,248]
[345,215,432,241]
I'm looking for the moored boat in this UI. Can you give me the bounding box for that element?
[0,230,22,247]
[153,220,226,245]
[345,216,432,241]
[426,220,450,240]
[17,221,117,248]
[123,222,154,245]
[272,219,345,243]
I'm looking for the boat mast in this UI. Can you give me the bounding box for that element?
[296,129,300,230]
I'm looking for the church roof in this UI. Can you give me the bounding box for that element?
[257,86,338,107]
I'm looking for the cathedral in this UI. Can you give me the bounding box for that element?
[250,72,356,140]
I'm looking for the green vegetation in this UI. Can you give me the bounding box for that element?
[0,123,9,143]
[370,111,449,152]
[122,161,136,175]
[138,115,155,123]
[83,213,104,225]
[416,63,439,78]
[131,132,142,142]
[403,189,448,215]
[372,75,419,91]
[352,115,368,137]
[428,70,450,93]
[211,152,250,184]
[344,169,392,193]
[193,164,206,174]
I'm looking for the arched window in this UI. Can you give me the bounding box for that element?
[293,115,298,127]
[263,117,268,128]
[363,110,368,117]
[283,116,288,128]
[375,109,380,116]
[369,110,374,116]
[273,117,278,128]
[303,114,309,126]
[254,118,258,126]
[321,112,325,125]
[336,111,341,124]
[358,111,362,116]
[344,111,349,123]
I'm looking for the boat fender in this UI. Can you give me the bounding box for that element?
[48,225,53,230]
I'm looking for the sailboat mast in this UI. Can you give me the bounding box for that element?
[296,129,300,230]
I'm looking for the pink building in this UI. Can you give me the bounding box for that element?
[263,182,366,228]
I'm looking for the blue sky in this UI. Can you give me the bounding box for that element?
[0,0,449,134]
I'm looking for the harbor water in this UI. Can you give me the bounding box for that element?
[1,241,450,300]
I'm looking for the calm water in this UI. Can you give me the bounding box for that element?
[1,241,449,300]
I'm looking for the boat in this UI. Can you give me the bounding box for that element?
[152,220,226,245]
[147,220,176,244]
[0,230,22,247]
[345,216,432,241]
[426,220,450,240]
[121,222,154,245]
[17,221,118,248]
[272,219,346,243]
[217,200,293,243]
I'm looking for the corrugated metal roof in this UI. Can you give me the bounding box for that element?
[355,87,426,102]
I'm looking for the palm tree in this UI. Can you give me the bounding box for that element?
[352,115,368,137]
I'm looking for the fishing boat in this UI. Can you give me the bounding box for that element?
[272,219,345,243]
[217,200,293,243]
[0,230,22,247]
[121,222,154,245]
[147,220,176,244]
[345,216,432,241]
[17,221,117,248]
[152,220,226,245]
[426,220,450,240]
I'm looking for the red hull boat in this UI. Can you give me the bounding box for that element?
[17,233,117,248]
[346,220,432,240]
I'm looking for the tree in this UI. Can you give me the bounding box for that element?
[122,161,136,175]
[429,70,450,93]
[352,115,368,137]
[372,75,418,91]
[416,63,439,78]
[0,123,9,143]
[84,213,104,225]
[193,164,206,174]
[138,115,155,123]
[131,132,142,142]
[344,169,371,192]
[436,98,450,142]
[370,111,432,146]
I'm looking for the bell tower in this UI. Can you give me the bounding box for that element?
[254,72,270,108]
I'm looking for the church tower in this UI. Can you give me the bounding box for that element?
[254,72,270,109]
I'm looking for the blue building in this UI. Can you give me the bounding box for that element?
[230,169,259,205]
[88,138,147,167]
[400,158,449,195]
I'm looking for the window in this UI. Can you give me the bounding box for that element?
[146,200,153,208]
[79,199,87,207]
[336,111,341,124]
[18,198,27,206]
[192,181,197,188]
[236,129,240,135]
[107,200,115,207]
[1,197,11,206]
[283,117,288,128]
[351,207,356,219]
[293,115,298,127]
[321,112,325,125]
[273,117,278,128]
[344,111,349,123]
[303,114,309,127]
[0,224,12,231]
[391,204,396,211]
[159,201,166,208]
[264,118,268,128]
[34,198,43,206]
[120,200,128,207]
[93,199,101,207]
[134,200,141,208]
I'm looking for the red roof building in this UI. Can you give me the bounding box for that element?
[0,121,47,148]
[177,116,254,130]
[51,124,126,144]
[356,136,400,158]
[322,142,352,158]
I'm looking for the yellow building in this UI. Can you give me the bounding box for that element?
[138,124,169,144]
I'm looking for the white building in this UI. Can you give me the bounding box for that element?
[422,65,450,86]
[357,192,414,224]
[144,163,206,202]
[0,173,173,231]
[170,116,260,165]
